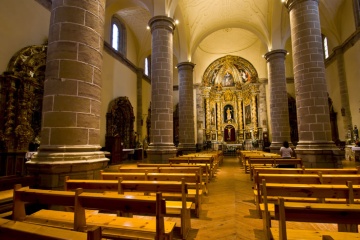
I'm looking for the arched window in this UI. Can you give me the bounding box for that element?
[144,55,151,77]
[111,16,126,56]
[322,35,329,59]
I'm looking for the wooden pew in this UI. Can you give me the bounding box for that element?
[254,173,360,209]
[251,166,360,181]
[136,163,210,184]
[260,180,360,239]
[168,157,216,179]
[248,158,303,180]
[101,171,203,218]
[269,198,360,240]
[65,177,192,239]
[118,179,192,238]
[0,218,101,240]
[13,184,175,240]
[240,151,281,173]
[0,175,37,214]
[270,228,360,240]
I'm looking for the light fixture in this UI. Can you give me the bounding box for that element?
[146,26,150,30]
[175,20,179,25]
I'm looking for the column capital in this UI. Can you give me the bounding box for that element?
[177,62,195,70]
[149,15,176,34]
[283,0,319,11]
[264,49,287,62]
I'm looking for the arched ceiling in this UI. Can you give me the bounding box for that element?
[106,0,346,62]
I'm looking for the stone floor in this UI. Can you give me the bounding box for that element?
[115,156,359,240]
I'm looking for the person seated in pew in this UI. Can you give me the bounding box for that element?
[278,140,295,168]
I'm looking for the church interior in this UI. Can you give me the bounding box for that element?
[1,0,360,239]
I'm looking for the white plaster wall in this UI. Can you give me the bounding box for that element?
[338,0,357,42]
[344,41,360,131]
[0,0,50,72]
[100,51,138,146]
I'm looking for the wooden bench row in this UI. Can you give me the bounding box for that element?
[0,175,37,214]
[254,172,360,213]
[238,150,281,173]
[65,176,193,238]
[13,184,175,240]
[119,165,209,194]
[248,158,303,179]
[261,181,360,239]
[0,218,101,240]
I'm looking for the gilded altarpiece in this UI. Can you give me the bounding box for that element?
[201,55,261,146]
[0,44,46,176]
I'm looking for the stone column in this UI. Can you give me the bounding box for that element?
[195,84,204,148]
[258,80,268,131]
[264,50,292,152]
[27,0,108,189]
[334,47,353,139]
[205,93,211,141]
[217,99,222,142]
[146,16,177,162]
[237,93,243,143]
[177,62,196,153]
[284,0,342,167]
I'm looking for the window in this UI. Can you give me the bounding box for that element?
[111,16,126,56]
[144,55,151,77]
[322,35,329,59]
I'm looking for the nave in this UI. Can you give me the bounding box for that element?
[118,156,346,240]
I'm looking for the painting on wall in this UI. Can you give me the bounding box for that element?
[245,105,251,125]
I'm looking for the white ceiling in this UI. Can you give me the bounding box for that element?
[107,0,346,62]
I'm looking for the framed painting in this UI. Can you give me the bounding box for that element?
[245,105,251,125]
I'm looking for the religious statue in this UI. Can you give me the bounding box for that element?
[226,107,232,121]
[354,125,359,142]
[211,108,215,125]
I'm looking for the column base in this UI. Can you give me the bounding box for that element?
[177,143,197,155]
[146,144,177,163]
[26,150,109,189]
[295,141,344,168]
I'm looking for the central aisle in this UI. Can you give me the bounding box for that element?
[186,156,265,240]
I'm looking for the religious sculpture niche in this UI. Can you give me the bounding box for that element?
[224,125,235,142]
[224,105,234,123]
[0,44,47,152]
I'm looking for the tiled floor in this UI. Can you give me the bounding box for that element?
[117,156,357,239]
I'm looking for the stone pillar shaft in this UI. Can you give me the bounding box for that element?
[27,0,108,188]
[177,62,196,153]
[147,16,177,161]
[285,0,342,167]
[264,50,291,150]
[286,0,333,146]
